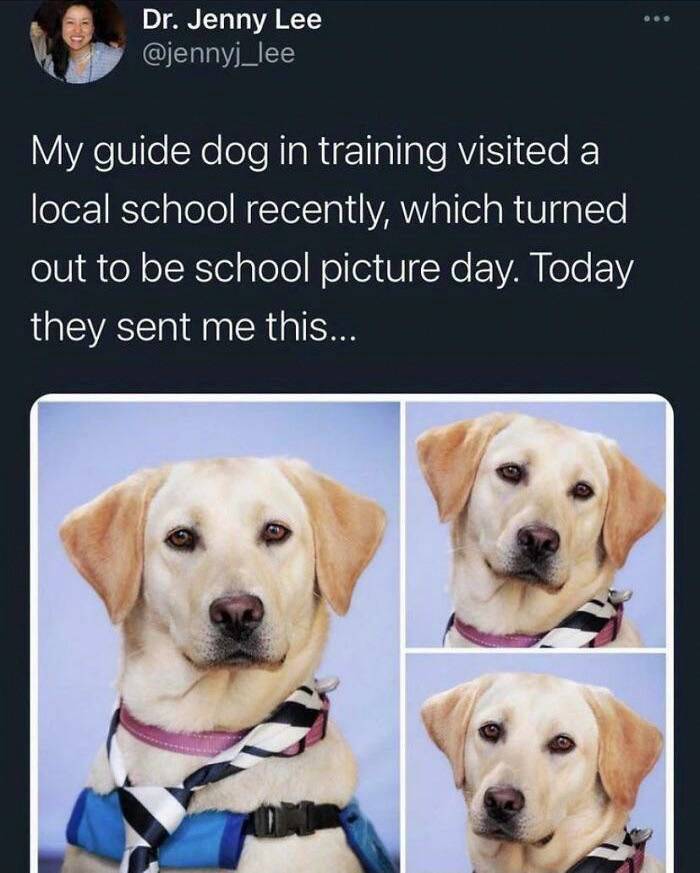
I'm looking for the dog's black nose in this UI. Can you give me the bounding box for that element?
[517,524,560,560]
[484,786,525,822]
[209,594,264,640]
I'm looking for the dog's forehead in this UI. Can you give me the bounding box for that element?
[476,673,597,732]
[150,458,304,514]
[487,416,606,472]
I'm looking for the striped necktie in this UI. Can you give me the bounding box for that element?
[106,685,324,873]
[566,828,651,872]
[534,590,625,648]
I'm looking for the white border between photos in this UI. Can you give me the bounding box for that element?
[29,392,673,872]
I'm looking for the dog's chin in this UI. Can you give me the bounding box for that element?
[474,825,520,843]
[473,823,555,848]
[485,559,564,593]
[185,643,287,671]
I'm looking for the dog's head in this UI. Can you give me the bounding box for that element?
[417,413,664,592]
[421,673,662,849]
[59,458,386,670]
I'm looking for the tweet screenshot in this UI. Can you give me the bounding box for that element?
[8,1,693,871]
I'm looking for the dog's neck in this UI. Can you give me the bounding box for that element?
[468,799,628,873]
[118,603,330,733]
[450,538,615,636]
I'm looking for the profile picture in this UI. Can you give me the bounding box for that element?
[31,0,126,84]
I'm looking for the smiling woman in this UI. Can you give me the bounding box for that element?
[31,0,125,84]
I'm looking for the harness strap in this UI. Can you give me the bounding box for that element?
[245,801,341,838]
[66,789,398,871]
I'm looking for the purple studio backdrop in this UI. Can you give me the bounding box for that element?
[406,400,668,647]
[37,401,399,856]
[406,653,666,872]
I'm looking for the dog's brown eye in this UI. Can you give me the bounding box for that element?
[479,722,502,742]
[166,528,196,550]
[262,522,291,544]
[571,481,594,500]
[497,464,523,484]
[548,734,576,754]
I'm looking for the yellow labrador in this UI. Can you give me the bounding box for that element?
[59,457,386,873]
[422,673,664,873]
[417,414,665,647]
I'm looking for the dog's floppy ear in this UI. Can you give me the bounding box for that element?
[584,686,663,810]
[421,676,492,789]
[416,414,514,522]
[599,441,665,568]
[279,460,386,615]
[59,468,165,624]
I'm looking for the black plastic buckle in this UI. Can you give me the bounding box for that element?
[252,801,315,838]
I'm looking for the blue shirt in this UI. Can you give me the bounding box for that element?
[44,42,123,84]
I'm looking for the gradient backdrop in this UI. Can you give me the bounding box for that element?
[406,653,666,872]
[406,401,668,647]
[38,401,399,857]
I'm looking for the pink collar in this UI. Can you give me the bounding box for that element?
[451,616,544,647]
[119,696,330,757]
[448,601,624,648]
[625,844,647,873]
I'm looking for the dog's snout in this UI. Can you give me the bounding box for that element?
[484,785,525,822]
[209,594,264,639]
[517,524,560,560]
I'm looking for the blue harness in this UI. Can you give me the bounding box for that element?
[67,788,395,873]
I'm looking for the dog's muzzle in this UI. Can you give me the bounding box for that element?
[484,785,524,823]
[209,593,264,639]
[497,524,562,586]
[208,593,268,664]
[473,785,526,841]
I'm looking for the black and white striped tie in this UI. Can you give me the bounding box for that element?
[566,828,650,872]
[106,685,324,873]
[534,590,624,648]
